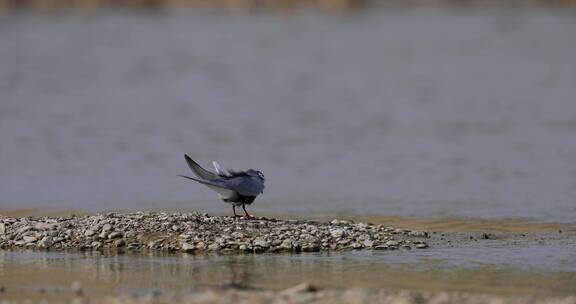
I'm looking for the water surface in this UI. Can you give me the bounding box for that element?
[1,243,576,297]
[1,9,576,222]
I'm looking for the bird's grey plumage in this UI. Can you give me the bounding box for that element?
[184,156,219,180]
[179,154,265,217]
[177,174,237,199]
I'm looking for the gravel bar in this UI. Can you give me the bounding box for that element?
[0,212,430,253]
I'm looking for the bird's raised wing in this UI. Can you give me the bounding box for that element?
[177,175,236,199]
[184,154,219,180]
[212,161,229,176]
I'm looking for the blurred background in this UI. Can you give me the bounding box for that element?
[1,0,576,222]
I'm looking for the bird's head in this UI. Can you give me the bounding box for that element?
[246,169,265,181]
[246,169,265,193]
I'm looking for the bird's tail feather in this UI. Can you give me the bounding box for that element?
[184,154,218,180]
[177,174,236,198]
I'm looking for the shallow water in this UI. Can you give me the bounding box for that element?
[1,242,576,297]
[1,9,576,222]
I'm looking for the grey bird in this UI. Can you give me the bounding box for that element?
[178,154,265,218]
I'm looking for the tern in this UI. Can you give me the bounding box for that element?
[178,154,265,218]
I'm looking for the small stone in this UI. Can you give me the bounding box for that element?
[281,282,318,295]
[253,237,270,248]
[330,228,345,238]
[16,226,32,235]
[91,241,102,249]
[23,236,37,243]
[330,219,351,225]
[98,231,108,239]
[409,231,429,238]
[181,242,195,253]
[114,239,125,247]
[34,223,53,231]
[0,223,5,235]
[37,236,54,248]
[239,244,248,250]
[102,224,112,232]
[385,240,399,247]
[231,232,244,239]
[416,243,429,249]
[208,243,221,251]
[84,229,95,237]
[108,232,123,239]
[280,239,293,250]
[363,239,374,247]
[352,243,362,249]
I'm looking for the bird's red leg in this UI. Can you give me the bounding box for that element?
[242,205,254,219]
[232,206,242,218]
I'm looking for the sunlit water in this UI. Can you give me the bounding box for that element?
[1,9,576,222]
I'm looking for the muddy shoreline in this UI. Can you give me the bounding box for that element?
[2,285,575,304]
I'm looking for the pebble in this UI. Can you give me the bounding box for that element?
[102,224,112,232]
[363,239,374,247]
[253,237,270,248]
[108,232,123,239]
[330,228,345,238]
[208,243,221,251]
[385,240,399,247]
[181,242,195,253]
[280,282,318,295]
[280,239,293,249]
[409,231,429,238]
[0,212,429,254]
[23,236,37,243]
[37,236,54,248]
